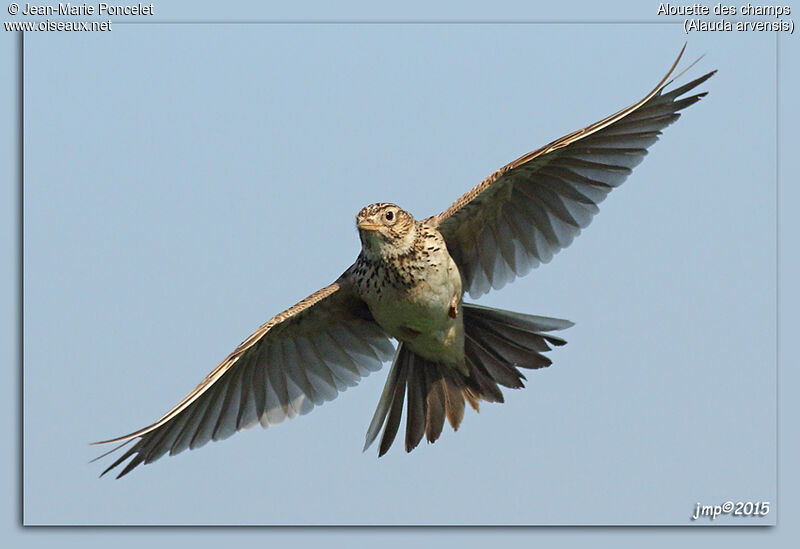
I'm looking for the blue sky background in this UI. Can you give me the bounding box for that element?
[2,0,799,546]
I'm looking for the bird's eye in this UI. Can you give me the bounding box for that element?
[385,211,394,221]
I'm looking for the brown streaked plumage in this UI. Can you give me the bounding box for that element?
[94,46,714,477]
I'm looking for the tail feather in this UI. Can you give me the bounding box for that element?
[364,303,573,455]
[441,367,465,431]
[377,352,409,458]
[463,386,481,411]
[424,368,447,445]
[464,352,505,404]
[363,349,407,452]
[404,361,427,451]
[465,304,573,332]
[465,332,527,389]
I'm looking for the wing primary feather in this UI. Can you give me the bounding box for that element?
[211,360,245,441]
[171,377,219,454]
[281,338,319,406]
[296,336,340,399]
[143,404,194,463]
[266,341,295,419]
[236,360,259,430]
[189,379,227,450]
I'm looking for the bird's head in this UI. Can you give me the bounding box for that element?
[356,202,418,259]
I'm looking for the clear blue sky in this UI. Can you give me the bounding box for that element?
[3,0,799,546]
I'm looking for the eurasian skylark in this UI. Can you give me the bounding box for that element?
[95,46,714,477]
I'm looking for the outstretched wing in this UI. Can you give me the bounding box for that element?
[94,275,394,478]
[433,46,715,297]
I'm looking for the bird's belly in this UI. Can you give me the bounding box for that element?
[364,256,464,366]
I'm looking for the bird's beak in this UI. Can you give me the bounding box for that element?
[357,222,382,232]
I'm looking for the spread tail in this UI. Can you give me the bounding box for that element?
[363,303,573,455]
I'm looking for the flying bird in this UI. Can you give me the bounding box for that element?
[94,46,714,477]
